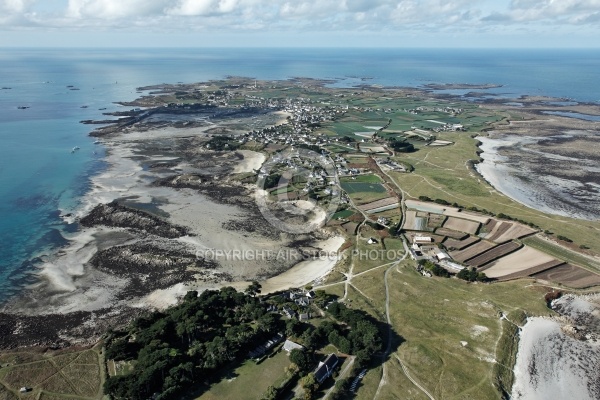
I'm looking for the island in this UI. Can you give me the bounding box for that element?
[1,77,599,400]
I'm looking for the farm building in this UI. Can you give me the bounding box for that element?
[283,340,304,353]
[314,354,340,384]
[414,236,433,244]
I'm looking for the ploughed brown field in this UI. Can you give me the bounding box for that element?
[484,220,537,243]
[481,246,559,278]
[450,240,495,263]
[443,236,481,251]
[532,263,600,289]
[443,217,480,235]
[435,227,468,240]
[358,197,399,212]
[465,241,522,268]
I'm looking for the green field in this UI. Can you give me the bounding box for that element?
[332,209,355,219]
[340,182,386,194]
[341,174,383,184]
[0,346,103,399]
[196,350,291,400]
[335,261,553,400]
[523,236,600,273]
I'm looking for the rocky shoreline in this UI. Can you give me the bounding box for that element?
[0,83,332,348]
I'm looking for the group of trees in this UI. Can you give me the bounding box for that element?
[417,195,451,206]
[421,260,450,278]
[279,302,381,400]
[387,138,415,153]
[326,302,382,363]
[103,285,385,400]
[457,267,488,282]
[206,135,240,151]
[104,286,279,400]
[263,173,283,189]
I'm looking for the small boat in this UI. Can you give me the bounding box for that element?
[93,140,101,144]
[71,146,80,153]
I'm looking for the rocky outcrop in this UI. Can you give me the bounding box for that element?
[0,307,137,349]
[90,241,208,277]
[153,174,212,190]
[80,201,189,238]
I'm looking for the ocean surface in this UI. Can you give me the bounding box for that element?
[1,48,599,302]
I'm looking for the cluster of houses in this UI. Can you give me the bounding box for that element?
[432,123,465,133]
[403,105,463,116]
[333,155,371,177]
[376,216,390,226]
[264,289,317,322]
[410,235,448,259]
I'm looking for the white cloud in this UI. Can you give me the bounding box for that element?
[167,0,240,16]
[1,0,34,13]
[0,0,598,45]
[66,0,170,19]
[484,0,600,24]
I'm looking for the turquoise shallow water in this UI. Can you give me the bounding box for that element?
[0,48,599,301]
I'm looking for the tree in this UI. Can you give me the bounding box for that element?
[104,375,131,399]
[286,318,304,337]
[245,281,262,297]
[263,173,282,189]
[300,373,319,399]
[105,338,138,361]
[289,348,313,373]
[457,267,487,282]
[256,313,279,333]
[262,385,279,400]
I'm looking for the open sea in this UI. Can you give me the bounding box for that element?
[0,48,599,302]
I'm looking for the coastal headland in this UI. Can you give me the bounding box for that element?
[1,76,599,400]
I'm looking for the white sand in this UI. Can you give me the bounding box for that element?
[272,111,292,126]
[512,317,600,400]
[134,283,191,310]
[259,236,345,294]
[233,150,266,173]
[18,120,342,314]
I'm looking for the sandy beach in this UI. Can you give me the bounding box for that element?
[135,236,346,309]
[259,236,345,294]
[233,149,266,173]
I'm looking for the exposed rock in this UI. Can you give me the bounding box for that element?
[80,201,189,238]
[0,307,137,349]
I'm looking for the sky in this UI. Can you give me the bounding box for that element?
[1,0,599,47]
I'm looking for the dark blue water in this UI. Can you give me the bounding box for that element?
[1,48,599,301]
